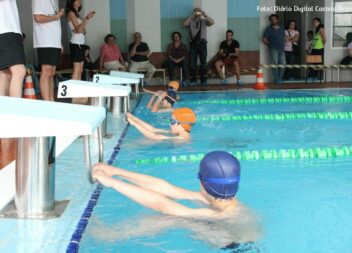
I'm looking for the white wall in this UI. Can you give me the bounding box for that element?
[82,0,111,60]
[126,0,161,52]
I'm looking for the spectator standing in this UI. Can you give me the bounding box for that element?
[310,17,326,78]
[128,32,156,85]
[33,0,64,101]
[66,0,95,81]
[215,30,243,86]
[183,8,214,86]
[0,0,26,97]
[262,14,286,84]
[284,20,299,80]
[100,34,127,71]
[167,31,189,87]
[305,31,314,55]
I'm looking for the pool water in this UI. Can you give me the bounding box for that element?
[78,89,352,253]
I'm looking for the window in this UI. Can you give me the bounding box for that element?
[333,0,352,47]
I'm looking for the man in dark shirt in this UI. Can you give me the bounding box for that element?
[215,30,243,86]
[262,14,286,84]
[129,32,156,84]
[183,8,214,86]
[167,31,189,86]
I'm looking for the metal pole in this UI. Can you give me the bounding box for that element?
[83,135,95,184]
[111,97,122,115]
[91,97,107,137]
[15,137,56,218]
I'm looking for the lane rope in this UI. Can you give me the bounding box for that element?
[197,112,352,122]
[192,96,352,105]
[135,145,352,165]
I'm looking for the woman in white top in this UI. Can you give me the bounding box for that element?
[0,0,26,98]
[65,0,95,80]
[284,20,300,80]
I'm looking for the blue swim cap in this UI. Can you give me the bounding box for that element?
[164,89,177,106]
[198,151,241,199]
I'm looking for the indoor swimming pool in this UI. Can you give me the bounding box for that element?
[75,89,352,253]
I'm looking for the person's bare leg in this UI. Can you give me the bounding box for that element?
[48,66,56,101]
[72,62,83,80]
[40,65,54,101]
[215,60,225,80]
[0,69,11,96]
[8,64,26,98]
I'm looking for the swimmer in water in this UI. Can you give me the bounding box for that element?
[143,81,180,113]
[93,151,242,219]
[127,107,196,140]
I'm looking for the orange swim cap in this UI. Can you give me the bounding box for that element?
[168,81,180,91]
[172,108,196,132]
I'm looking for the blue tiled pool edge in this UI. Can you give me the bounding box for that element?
[66,97,142,253]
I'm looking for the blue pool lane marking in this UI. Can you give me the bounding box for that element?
[66,97,143,253]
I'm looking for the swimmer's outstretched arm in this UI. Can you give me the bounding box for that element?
[143,88,164,96]
[94,163,208,203]
[147,95,157,109]
[127,113,157,132]
[127,113,170,134]
[154,108,173,113]
[93,169,217,217]
[127,115,168,140]
[130,120,173,140]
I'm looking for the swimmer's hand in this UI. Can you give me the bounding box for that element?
[127,116,135,126]
[93,169,114,187]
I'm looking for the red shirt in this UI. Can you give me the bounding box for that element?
[100,44,122,63]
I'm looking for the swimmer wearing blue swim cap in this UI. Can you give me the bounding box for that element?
[93,151,242,218]
[144,81,180,113]
[198,151,240,200]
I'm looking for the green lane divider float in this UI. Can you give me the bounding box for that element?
[192,96,352,106]
[199,112,352,122]
[135,146,352,165]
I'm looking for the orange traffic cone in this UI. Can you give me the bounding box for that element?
[23,74,36,99]
[254,67,267,90]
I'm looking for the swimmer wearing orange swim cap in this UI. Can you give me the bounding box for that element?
[171,108,196,132]
[127,107,196,140]
[168,80,180,91]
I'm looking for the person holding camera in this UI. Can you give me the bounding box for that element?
[183,8,214,87]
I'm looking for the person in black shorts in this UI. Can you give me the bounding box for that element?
[33,0,65,101]
[66,0,95,81]
[215,30,243,86]
[0,0,26,98]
